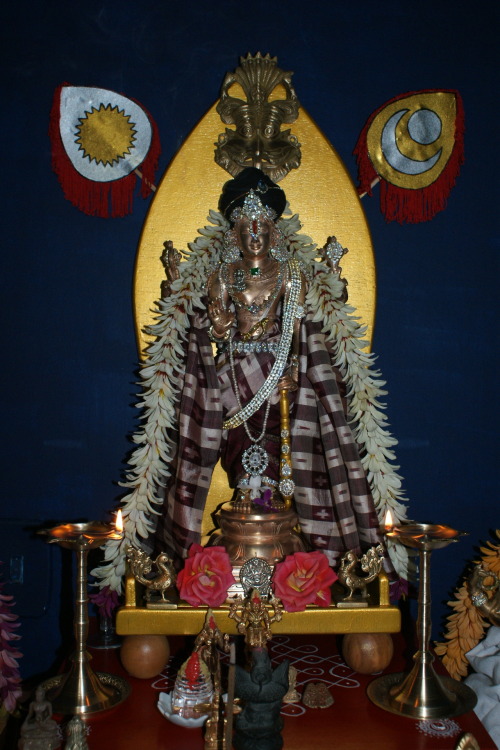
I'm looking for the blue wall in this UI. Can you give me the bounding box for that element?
[2,0,498,679]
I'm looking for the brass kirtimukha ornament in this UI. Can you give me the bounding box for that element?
[214,52,301,181]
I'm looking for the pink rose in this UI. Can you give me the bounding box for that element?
[177,544,236,607]
[272,551,338,612]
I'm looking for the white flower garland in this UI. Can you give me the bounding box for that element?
[92,212,411,592]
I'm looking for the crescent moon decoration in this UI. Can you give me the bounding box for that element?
[354,90,464,223]
[49,84,161,218]
[381,109,442,175]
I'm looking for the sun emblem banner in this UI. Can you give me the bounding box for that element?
[49,84,161,217]
[354,90,464,223]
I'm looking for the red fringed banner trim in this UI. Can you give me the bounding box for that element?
[49,83,160,218]
[354,89,465,224]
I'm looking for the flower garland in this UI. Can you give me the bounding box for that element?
[0,572,22,714]
[92,210,227,593]
[435,530,500,680]
[92,211,411,592]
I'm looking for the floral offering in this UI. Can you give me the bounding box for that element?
[273,551,338,612]
[177,544,236,607]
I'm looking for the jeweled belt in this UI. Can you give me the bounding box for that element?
[231,340,280,354]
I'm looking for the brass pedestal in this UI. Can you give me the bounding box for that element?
[207,502,307,596]
[117,570,400,636]
[209,503,306,565]
[39,522,130,715]
[368,523,477,719]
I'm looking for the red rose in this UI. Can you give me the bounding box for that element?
[272,551,338,612]
[177,544,236,607]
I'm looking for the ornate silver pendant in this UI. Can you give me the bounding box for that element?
[239,557,273,598]
[242,444,269,476]
[279,478,295,496]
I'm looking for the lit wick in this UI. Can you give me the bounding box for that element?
[115,509,124,533]
[384,509,394,534]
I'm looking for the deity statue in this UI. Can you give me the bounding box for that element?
[234,648,289,750]
[93,53,410,598]
[151,166,382,567]
[229,590,284,649]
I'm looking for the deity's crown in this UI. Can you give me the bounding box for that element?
[230,189,277,224]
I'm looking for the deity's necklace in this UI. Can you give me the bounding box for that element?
[228,340,273,478]
[221,261,286,316]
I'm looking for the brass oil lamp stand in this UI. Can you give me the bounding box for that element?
[368,523,477,719]
[39,522,130,714]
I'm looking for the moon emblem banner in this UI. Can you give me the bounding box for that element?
[354,90,464,223]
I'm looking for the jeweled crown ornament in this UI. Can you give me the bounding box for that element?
[230,189,277,224]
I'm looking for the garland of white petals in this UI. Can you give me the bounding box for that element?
[92,211,411,593]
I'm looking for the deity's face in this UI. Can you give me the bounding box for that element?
[236,217,274,262]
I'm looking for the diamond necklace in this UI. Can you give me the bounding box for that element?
[221,261,286,316]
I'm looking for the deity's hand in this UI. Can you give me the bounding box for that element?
[278,353,299,392]
[278,372,298,392]
[160,240,181,297]
[319,236,348,272]
[207,298,235,337]
[319,236,349,302]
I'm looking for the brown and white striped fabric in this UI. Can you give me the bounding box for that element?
[154,311,380,568]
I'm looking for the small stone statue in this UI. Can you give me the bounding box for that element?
[234,648,289,750]
[18,686,61,750]
[65,716,88,750]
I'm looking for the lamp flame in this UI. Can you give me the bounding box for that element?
[384,509,394,531]
[115,509,123,533]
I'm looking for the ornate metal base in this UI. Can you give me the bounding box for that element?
[41,667,130,715]
[367,670,477,719]
[208,502,307,596]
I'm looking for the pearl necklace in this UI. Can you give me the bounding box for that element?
[228,342,272,477]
